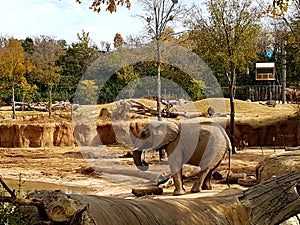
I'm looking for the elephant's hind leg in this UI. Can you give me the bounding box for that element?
[202,169,213,190]
[191,169,209,193]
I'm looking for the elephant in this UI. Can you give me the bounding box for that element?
[133,120,231,195]
[285,88,300,103]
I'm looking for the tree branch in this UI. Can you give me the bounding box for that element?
[0,175,16,198]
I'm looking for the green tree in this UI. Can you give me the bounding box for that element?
[58,30,100,101]
[262,0,300,99]
[30,36,65,117]
[0,38,33,118]
[189,0,261,152]
[76,79,99,104]
[18,76,37,106]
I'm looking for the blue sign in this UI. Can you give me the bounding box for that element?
[266,50,274,58]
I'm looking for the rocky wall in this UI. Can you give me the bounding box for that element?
[1,119,300,148]
[0,123,75,148]
[229,120,300,148]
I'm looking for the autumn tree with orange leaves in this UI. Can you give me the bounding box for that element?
[0,38,33,119]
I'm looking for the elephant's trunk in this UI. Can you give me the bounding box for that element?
[133,148,149,171]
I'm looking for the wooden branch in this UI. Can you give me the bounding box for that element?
[128,99,185,118]
[0,175,16,198]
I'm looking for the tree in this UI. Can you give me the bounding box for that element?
[18,77,37,106]
[261,0,300,101]
[114,33,124,48]
[0,38,33,119]
[264,0,291,17]
[189,0,261,152]
[30,36,65,117]
[138,0,184,120]
[76,79,99,104]
[58,30,100,101]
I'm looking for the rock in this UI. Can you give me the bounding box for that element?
[182,165,200,178]
[99,108,111,119]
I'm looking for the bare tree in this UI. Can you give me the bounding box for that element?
[30,36,65,117]
[137,0,185,120]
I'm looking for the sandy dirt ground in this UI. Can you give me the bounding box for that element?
[0,145,284,199]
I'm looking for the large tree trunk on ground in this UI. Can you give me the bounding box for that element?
[11,172,300,225]
[256,150,300,183]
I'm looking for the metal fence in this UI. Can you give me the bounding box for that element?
[203,85,283,102]
[246,85,282,102]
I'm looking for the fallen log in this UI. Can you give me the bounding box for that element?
[132,186,163,197]
[256,150,300,183]
[2,173,300,224]
[226,172,247,184]
[71,172,300,225]
[285,146,300,151]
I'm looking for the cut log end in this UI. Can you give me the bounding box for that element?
[47,198,78,222]
[132,186,163,197]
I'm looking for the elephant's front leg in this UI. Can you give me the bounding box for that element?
[168,151,185,195]
[172,169,185,195]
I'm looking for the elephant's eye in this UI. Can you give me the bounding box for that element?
[141,130,147,138]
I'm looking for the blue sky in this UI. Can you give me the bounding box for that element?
[0,0,147,45]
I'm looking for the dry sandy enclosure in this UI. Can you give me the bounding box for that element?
[0,99,297,199]
[0,145,282,199]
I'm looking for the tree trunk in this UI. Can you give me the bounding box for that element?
[156,40,162,121]
[282,40,287,104]
[10,173,300,225]
[12,85,16,119]
[256,150,300,183]
[239,172,300,225]
[48,87,52,118]
[71,172,300,225]
[229,66,236,154]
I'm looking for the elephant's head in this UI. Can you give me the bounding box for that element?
[133,120,179,171]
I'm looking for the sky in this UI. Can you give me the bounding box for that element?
[0,0,148,45]
[0,0,199,46]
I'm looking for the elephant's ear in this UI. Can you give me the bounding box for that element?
[153,121,179,149]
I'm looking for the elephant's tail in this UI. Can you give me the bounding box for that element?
[208,122,232,187]
[219,125,232,188]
